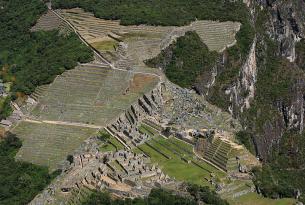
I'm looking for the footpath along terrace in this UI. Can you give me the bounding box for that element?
[13,63,159,171]
[30,64,159,125]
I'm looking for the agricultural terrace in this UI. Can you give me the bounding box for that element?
[30,10,65,32]
[99,133,125,153]
[13,121,97,171]
[57,8,240,73]
[134,135,225,186]
[230,192,297,205]
[30,64,159,125]
[14,64,158,170]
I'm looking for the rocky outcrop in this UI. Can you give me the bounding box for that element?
[258,0,305,62]
[249,0,305,159]
[202,0,305,160]
[225,38,257,115]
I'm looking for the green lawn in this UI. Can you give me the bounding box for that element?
[13,122,97,171]
[91,40,118,52]
[139,124,159,136]
[143,120,163,131]
[168,137,193,153]
[99,136,125,152]
[99,143,116,152]
[136,136,224,186]
[109,137,124,150]
[230,193,296,205]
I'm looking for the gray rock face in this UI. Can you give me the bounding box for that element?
[259,0,305,61]
[250,0,305,159]
[200,0,305,160]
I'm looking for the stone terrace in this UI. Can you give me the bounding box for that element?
[30,64,159,125]
[31,10,69,32]
[13,121,97,171]
[57,8,241,74]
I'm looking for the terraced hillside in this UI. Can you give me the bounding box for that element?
[13,121,97,171]
[13,63,159,170]
[56,8,240,73]
[30,10,65,32]
[31,64,159,125]
[134,134,225,186]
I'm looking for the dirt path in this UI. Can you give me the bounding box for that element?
[24,118,102,129]
[52,9,162,81]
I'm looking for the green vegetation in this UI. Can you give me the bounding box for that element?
[187,184,229,205]
[207,27,255,109]
[0,0,93,96]
[53,0,249,27]
[296,39,305,69]
[0,96,12,120]
[136,136,224,186]
[235,131,256,155]
[97,130,111,142]
[0,133,59,205]
[98,130,125,152]
[253,131,305,203]
[91,40,118,52]
[231,192,296,205]
[139,123,158,136]
[233,10,305,203]
[13,121,97,171]
[168,137,193,153]
[82,186,228,205]
[53,0,254,106]
[82,188,196,205]
[147,31,218,88]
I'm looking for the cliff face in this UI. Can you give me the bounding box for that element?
[225,38,257,115]
[260,0,305,62]
[252,0,305,159]
[203,0,305,160]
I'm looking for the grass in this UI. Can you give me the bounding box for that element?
[168,137,193,153]
[31,65,159,126]
[136,136,224,186]
[230,193,296,205]
[143,120,163,131]
[91,40,118,52]
[111,160,125,173]
[99,143,116,152]
[109,137,124,150]
[121,31,163,41]
[99,135,125,152]
[139,124,158,136]
[13,121,98,171]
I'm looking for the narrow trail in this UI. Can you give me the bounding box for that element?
[24,118,102,129]
[51,9,111,65]
[51,9,163,81]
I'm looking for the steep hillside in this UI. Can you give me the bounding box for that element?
[143,0,305,202]
[146,31,218,89]
[2,0,305,204]
[0,0,93,119]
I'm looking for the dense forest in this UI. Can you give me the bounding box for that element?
[252,130,305,202]
[82,185,228,205]
[146,31,218,88]
[53,0,250,27]
[0,0,93,119]
[0,133,59,205]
